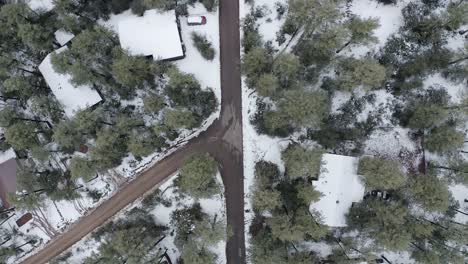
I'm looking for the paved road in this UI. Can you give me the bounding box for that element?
[21,0,244,263]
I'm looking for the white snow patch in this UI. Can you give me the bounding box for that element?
[423,73,467,104]
[365,127,417,158]
[311,154,365,227]
[176,3,221,101]
[348,0,410,56]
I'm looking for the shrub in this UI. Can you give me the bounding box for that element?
[191,32,215,60]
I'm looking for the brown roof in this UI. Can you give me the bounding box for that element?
[16,212,32,227]
[0,158,18,208]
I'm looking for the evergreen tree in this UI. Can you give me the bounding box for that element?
[337,57,386,91]
[277,89,329,128]
[272,53,300,87]
[409,174,450,212]
[358,157,406,190]
[70,156,97,181]
[256,73,279,97]
[425,125,465,153]
[111,51,156,89]
[175,153,220,199]
[347,199,412,251]
[4,122,38,150]
[282,144,323,179]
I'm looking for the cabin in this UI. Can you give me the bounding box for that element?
[118,9,185,61]
[38,47,103,118]
[310,154,365,227]
[0,149,18,209]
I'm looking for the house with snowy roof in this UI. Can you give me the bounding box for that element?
[0,148,18,209]
[117,9,185,61]
[310,154,365,227]
[39,47,103,118]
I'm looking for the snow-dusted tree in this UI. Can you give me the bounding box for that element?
[347,198,412,251]
[242,47,272,83]
[70,156,97,181]
[256,73,279,97]
[277,89,329,128]
[425,125,465,153]
[336,16,379,53]
[358,157,406,190]
[111,50,157,89]
[180,241,217,264]
[4,122,38,150]
[407,103,448,130]
[272,53,300,87]
[143,93,166,115]
[164,108,198,130]
[409,174,450,212]
[53,120,84,151]
[282,144,323,179]
[175,153,220,199]
[267,207,327,242]
[336,57,386,91]
[90,128,127,170]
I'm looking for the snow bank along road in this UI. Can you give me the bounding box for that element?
[21,0,245,263]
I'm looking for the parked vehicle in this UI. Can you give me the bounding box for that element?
[187,15,207,26]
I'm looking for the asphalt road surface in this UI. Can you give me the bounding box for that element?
[21,0,245,263]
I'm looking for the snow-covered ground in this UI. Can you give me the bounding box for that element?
[7,4,222,264]
[241,0,467,263]
[347,0,411,56]
[52,173,227,263]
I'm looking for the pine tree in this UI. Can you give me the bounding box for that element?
[282,144,323,179]
[175,154,220,199]
[409,174,450,212]
[358,157,406,190]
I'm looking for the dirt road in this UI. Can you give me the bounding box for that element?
[21,0,245,263]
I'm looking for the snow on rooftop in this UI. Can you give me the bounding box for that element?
[310,154,365,227]
[54,29,74,46]
[118,9,184,60]
[39,47,102,118]
[27,0,55,11]
[449,184,468,224]
[0,148,16,164]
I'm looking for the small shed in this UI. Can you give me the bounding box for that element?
[16,213,33,227]
[310,154,365,227]
[0,149,18,209]
[118,9,185,61]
